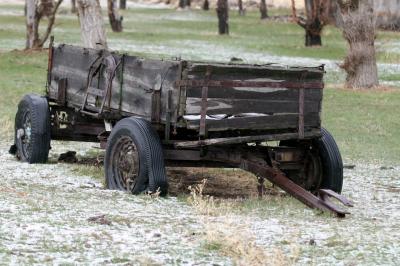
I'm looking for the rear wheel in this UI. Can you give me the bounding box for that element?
[105,117,168,195]
[279,128,343,193]
[12,94,51,163]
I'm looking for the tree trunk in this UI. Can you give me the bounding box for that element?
[26,0,37,49]
[304,18,322,46]
[202,0,209,10]
[305,29,322,46]
[71,0,77,13]
[216,0,229,35]
[304,0,322,46]
[119,0,126,9]
[260,0,268,19]
[292,0,325,47]
[178,0,190,8]
[26,0,63,49]
[337,0,378,88]
[108,0,123,32]
[77,0,107,49]
[238,0,245,16]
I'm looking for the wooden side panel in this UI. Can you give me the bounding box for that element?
[49,45,100,107]
[184,62,324,133]
[49,45,181,122]
[120,56,181,121]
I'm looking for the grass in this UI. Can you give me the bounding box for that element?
[322,88,400,164]
[0,5,399,165]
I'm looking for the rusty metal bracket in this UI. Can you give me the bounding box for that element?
[46,36,54,94]
[199,66,212,137]
[298,71,308,139]
[57,78,67,106]
[80,53,121,118]
[240,159,353,217]
[165,90,173,141]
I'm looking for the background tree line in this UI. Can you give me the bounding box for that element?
[24,0,389,89]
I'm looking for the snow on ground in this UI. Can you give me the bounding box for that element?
[108,38,400,86]
[0,140,399,265]
[0,141,230,265]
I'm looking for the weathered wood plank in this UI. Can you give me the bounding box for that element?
[187,63,324,82]
[186,86,323,101]
[174,129,321,148]
[186,113,320,131]
[186,98,320,115]
[176,80,323,89]
[87,86,105,97]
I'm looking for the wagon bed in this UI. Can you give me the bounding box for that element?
[47,44,324,143]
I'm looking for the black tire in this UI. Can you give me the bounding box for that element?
[13,94,51,163]
[315,128,343,193]
[105,117,168,195]
[279,128,343,193]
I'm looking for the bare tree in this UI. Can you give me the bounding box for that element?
[202,0,209,11]
[238,0,245,16]
[260,0,268,19]
[26,0,63,50]
[216,0,229,34]
[77,0,107,49]
[119,0,126,9]
[291,0,330,46]
[108,0,123,32]
[179,0,190,9]
[71,0,77,13]
[336,0,378,88]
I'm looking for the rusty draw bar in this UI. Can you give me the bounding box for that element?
[240,159,353,218]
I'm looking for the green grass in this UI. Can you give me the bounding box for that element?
[0,5,399,163]
[0,5,399,62]
[322,88,400,164]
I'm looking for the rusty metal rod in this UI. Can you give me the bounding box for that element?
[240,159,351,217]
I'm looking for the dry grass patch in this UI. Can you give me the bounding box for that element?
[187,180,299,265]
[204,222,293,266]
[0,117,13,140]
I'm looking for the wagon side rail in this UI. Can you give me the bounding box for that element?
[176,67,324,141]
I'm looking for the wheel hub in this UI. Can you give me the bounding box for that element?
[18,112,32,158]
[111,136,139,191]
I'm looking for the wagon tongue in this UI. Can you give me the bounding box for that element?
[240,160,353,218]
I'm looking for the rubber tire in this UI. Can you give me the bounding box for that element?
[14,94,51,163]
[315,128,343,193]
[279,128,343,193]
[105,117,168,195]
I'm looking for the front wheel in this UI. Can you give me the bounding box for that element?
[104,117,168,195]
[12,94,51,163]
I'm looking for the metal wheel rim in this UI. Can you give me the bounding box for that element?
[110,136,140,191]
[21,111,32,159]
[300,148,323,191]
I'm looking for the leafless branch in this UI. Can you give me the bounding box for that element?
[39,0,63,47]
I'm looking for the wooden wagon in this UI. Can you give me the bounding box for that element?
[11,41,352,217]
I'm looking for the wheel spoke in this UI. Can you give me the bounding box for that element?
[110,136,139,192]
